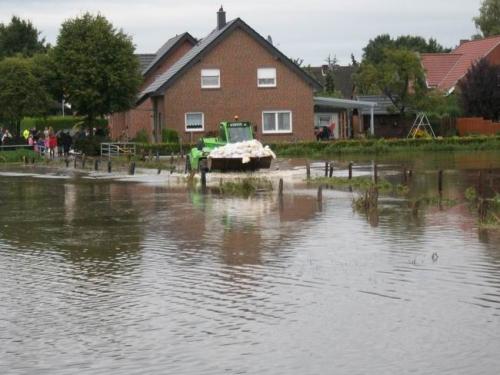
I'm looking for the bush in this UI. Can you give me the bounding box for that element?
[73,136,105,156]
[162,128,179,143]
[132,129,149,143]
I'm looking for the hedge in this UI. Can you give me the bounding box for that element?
[21,116,108,132]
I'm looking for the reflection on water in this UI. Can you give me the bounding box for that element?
[1,152,500,375]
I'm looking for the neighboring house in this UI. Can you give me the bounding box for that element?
[307,64,358,99]
[421,36,500,93]
[130,7,322,143]
[109,33,197,140]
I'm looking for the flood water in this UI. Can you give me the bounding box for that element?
[1,151,500,374]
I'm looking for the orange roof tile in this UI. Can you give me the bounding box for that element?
[421,35,500,91]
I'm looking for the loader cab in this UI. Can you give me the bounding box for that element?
[219,121,253,143]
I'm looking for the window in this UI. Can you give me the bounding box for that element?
[185,112,204,132]
[262,111,292,134]
[257,68,276,87]
[201,69,220,88]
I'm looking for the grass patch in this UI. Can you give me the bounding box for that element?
[269,136,500,157]
[310,176,392,192]
[0,149,40,163]
[219,177,273,197]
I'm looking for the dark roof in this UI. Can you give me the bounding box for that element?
[356,95,397,115]
[136,54,156,72]
[138,18,322,103]
[307,65,358,99]
[142,32,197,76]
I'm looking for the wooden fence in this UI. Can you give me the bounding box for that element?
[457,117,500,136]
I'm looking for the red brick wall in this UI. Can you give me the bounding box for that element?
[162,28,315,143]
[109,40,194,141]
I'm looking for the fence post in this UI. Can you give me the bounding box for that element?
[81,154,86,169]
[107,160,112,173]
[278,178,283,197]
[373,163,378,184]
[94,159,99,171]
[65,159,69,168]
[317,185,323,203]
[128,161,136,175]
[438,170,443,194]
[306,161,311,180]
[329,163,334,178]
[324,161,329,177]
[348,162,353,180]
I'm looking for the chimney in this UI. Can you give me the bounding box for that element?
[217,6,226,30]
[459,39,469,46]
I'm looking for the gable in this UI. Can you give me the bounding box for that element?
[137,18,321,103]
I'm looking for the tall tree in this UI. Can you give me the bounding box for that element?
[473,0,500,37]
[363,34,449,64]
[0,16,47,59]
[458,58,500,120]
[356,48,427,115]
[54,13,142,128]
[0,57,51,136]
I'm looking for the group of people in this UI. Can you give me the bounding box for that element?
[24,127,73,159]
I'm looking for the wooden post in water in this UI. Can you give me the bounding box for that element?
[73,155,77,168]
[157,167,162,175]
[81,154,86,169]
[200,159,207,190]
[278,178,284,197]
[65,159,69,168]
[317,185,323,203]
[170,152,174,165]
[156,150,160,162]
[94,159,99,171]
[478,171,483,197]
[373,163,378,184]
[438,170,443,194]
[107,160,112,173]
[129,161,136,175]
[324,161,329,177]
[348,162,353,180]
[306,162,311,180]
[329,163,334,178]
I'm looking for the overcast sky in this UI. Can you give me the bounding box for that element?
[0,0,482,65]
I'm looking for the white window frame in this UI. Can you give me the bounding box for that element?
[257,68,277,88]
[262,110,292,134]
[185,112,205,132]
[201,69,220,89]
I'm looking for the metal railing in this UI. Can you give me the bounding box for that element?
[100,142,137,159]
[0,144,34,152]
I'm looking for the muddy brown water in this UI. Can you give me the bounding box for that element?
[1,151,500,374]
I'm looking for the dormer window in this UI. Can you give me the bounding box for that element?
[201,69,220,88]
[257,68,276,87]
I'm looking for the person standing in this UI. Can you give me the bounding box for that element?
[48,127,57,159]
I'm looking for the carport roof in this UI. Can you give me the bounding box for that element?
[314,96,376,110]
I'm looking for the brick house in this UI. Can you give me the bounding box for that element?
[421,36,500,93]
[110,8,322,143]
[109,33,197,140]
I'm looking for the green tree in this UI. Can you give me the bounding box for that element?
[0,16,47,59]
[54,13,142,129]
[0,57,51,136]
[473,0,500,37]
[356,48,427,115]
[363,34,449,64]
[31,49,65,104]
